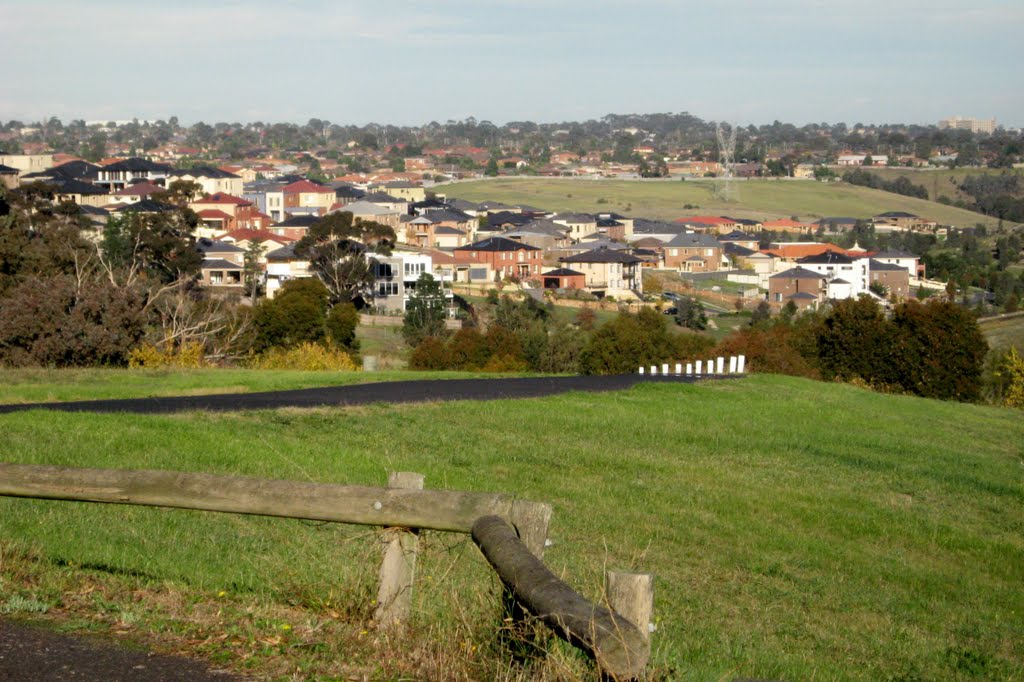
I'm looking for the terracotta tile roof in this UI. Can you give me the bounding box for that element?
[221,228,294,243]
[675,215,734,225]
[283,179,333,193]
[763,243,852,259]
[196,209,233,220]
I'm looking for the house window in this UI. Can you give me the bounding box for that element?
[705,248,713,256]
[775,293,782,302]
[378,282,399,296]
[404,262,424,277]
[378,263,394,277]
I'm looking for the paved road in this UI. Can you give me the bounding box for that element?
[0,374,701,415]
[0,620,243,681]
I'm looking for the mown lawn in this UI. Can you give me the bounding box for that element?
[1,373,1022,680]
[439,177,1002,228]
[980,312,1024,352]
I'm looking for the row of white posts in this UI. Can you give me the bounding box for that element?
[638,355,746,377]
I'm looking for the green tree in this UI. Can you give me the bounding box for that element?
[294,211,396,304]
[242,241,266,305]
[325,302,359,351]
[579,308,713,374]
[252,278,330,351]
[674,296,708,330]
[816,297,897,387]
[402,273,448,347]
[485,157,499,177]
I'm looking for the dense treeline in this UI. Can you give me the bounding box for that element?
[841,168,929,199]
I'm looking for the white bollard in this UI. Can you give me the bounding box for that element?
[706,359,715,375]
[662,363,669,375]
[639,366,645,375]
[686,363,693,376]
[737,355,746,373]
[695,360,702,376]
[717,357,725,374]
[729,356,737,374]
[650,365,657,375]
[675,363,682,375]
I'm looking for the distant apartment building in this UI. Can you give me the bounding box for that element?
[938,116,997,134]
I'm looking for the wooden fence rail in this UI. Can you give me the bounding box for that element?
[0,463,652,681]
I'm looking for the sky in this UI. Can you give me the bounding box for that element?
[1,0,1022,128]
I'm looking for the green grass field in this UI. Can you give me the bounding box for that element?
[1,371,1021,680]
[439,177,1003,228]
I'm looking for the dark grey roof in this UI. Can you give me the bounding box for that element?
[455,236,540,252]
[0,163,17,174]
[434,226,466,235]
[561,247,642,264]
[115,199,175,213]
[597,211,627,220]
[49,160,101,179]
[596,218,623,228]
[424,208,473,223]
[542,268,585,277]
[477,200,516,210]
[274,214,320,227]
[334,185,365,199]
[723,242,757,257]
[798,250,856,265]
[873,250,916,258]
[266,243,300,260]
[830,277,850,284]
[102,157,170,173]
[384,180,417,188]
[487,210,532,227]
[719,230,759,241]
[815,216,860,225]
[874,211,918,218]
[52,178,108,195]
[868,259,909,272]
[170,166,239,179]
[447,198,482,211]
[664,232,721,248]
[552,212,594,222]
[632,218,687,235]
[771,266,826,280]
[721,217,762,227]
[364,191,404,203]
[196,238,244,254]
[77,204,110,216]
[503,219,567,238]
[201,258,243,270]
[788,291,819,299]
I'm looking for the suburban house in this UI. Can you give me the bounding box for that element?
[761,218,811,233]
[42,178,111,207]
[540,267,586,290]
[868,260,911,299]
[381,180,426,203]
[269,214,319,241]
[661,232,723,271]
[168,166,243,197]
[453,236,543,280]
[872,211,937,232]
[814,217,861,233]
[109,181,163,204]
[499,219,571,253]
[837,154,888,166]
[551,212,597,241]
[767,267,828,309]
[0,153,54,176]
[559,247,644,298]
[196,238,245,289]
[94,157,171,191]
[872,249,924,278]
[282,179,335,216]
[219,229,294,266]
[796,250,870,297]
[190,193,270,236]
[264,243,312,298]
[369,250,453,313]
[674,216,740,234]
[334,200,403,230]
[718,230,760,251]
[403,211,472,249]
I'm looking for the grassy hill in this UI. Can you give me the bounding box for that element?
[980,312,1024,351]
[1,371,1021,680]
[857,167,1024,203]
[439,177,1003,228]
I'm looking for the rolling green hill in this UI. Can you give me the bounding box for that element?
[1,371,1021,680]
[439,177,1003,228]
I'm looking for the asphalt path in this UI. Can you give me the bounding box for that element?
[0,374,701,415]
[0,620,243,681]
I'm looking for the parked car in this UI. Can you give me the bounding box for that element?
[663,307,678,315]
[661,292,680,301]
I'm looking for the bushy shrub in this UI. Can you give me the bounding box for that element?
[325,302,360,351]
[715,323,820,379]
[128,341,205,369]
[409,336,450,370]
[579,308,714,374]
[248,342,358,371]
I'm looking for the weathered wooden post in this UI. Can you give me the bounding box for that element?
[375,471,424,629]
[606,570,654,644]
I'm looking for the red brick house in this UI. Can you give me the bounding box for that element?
[453,236,543,280]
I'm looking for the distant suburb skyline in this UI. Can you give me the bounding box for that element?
[1,0,1022,129]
